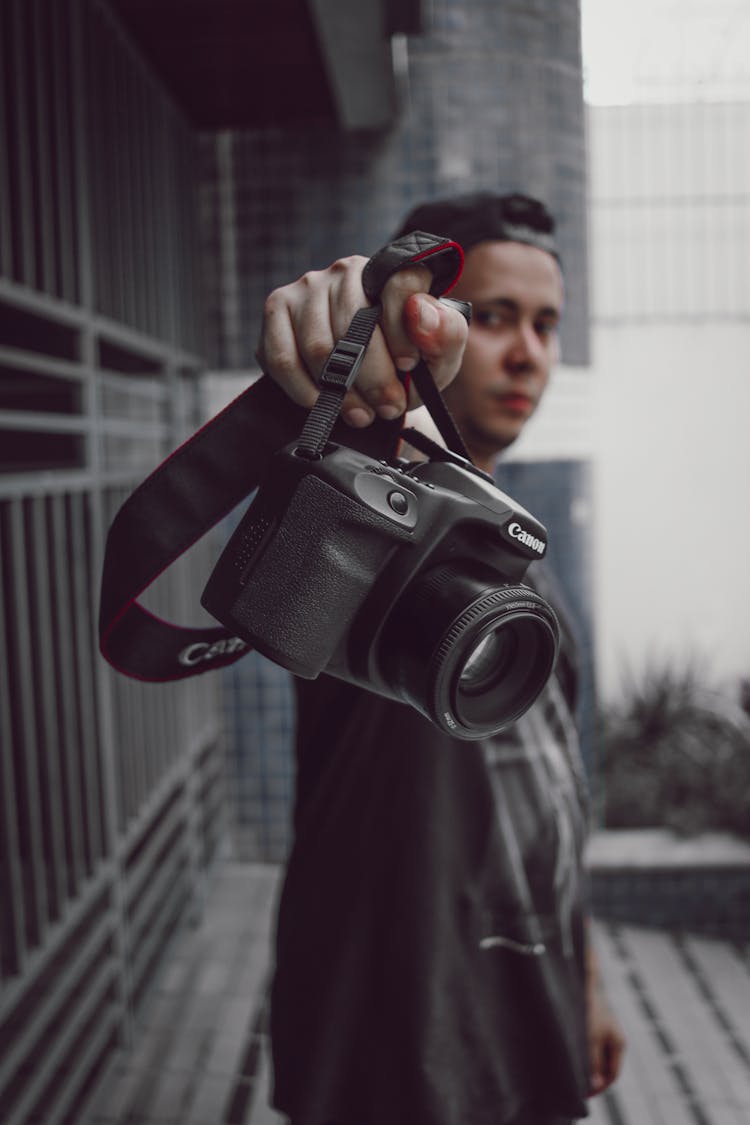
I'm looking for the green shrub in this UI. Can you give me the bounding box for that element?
[595,663,750,839]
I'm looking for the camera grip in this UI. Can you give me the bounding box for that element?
[226,474,409,678]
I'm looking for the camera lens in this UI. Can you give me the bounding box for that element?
[451,612,555,731]
[382,562,559,739]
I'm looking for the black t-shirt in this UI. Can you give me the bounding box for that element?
[270,666,590,1125]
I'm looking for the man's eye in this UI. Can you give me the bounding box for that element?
[475,309,511,329]
[536,320,557,339]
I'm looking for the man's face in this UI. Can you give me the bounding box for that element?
[442,240,563,466]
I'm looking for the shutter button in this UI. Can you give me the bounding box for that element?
[387,490,409,516]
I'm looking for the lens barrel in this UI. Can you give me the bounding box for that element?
[383,563,559,739]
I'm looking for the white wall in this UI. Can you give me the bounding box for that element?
[591,321,750,699]
[582,100,750,702]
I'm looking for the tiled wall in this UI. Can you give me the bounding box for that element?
[589,867,750,942]
[495,458,597,772]
[221,653,296,862]
[201,0,588,370]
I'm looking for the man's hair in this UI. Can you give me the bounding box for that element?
[393,191,561,266]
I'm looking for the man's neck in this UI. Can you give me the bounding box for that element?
[469,450,500,477]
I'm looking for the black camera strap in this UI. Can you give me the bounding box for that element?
[99,232,468,682]
[294,305,382,460]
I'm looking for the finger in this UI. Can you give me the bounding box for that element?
[259,258,373,415]
[325,260,408,425]
[379,265,433,373]
[401,292,469,409]
[604,1030,626,1086]
[284,258,389,427]
[292,262,381,425]
[588,1033,606,1096]
[257,285,321,410]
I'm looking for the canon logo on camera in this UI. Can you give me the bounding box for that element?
[507,522,545,556]
[178,636,248,667]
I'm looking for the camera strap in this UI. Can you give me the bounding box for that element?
[99,232,467,682]
[294,305,382,460]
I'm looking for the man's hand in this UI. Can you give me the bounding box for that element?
[257,256,468,428]
[586,944,627,1097]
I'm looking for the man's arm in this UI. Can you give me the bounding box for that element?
[257,256,468,426]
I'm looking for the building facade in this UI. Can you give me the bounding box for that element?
[0,2,221,1120]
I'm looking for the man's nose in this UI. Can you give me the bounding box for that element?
[506,322,542,372]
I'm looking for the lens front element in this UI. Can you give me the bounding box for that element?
[459,627,520,695]
[449,606,557,733]
[385,564,559,739]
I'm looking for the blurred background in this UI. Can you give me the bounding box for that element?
[0,0,748,1121]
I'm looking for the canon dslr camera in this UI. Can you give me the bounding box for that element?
[202,430,559,740]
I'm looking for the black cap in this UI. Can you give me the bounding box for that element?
[393,191,561,266]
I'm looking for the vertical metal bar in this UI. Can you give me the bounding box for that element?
[87,4,106,317]
[126,59,144,335]
[131,71,147,335]
[8,498,49,943]
[217,131,241,368]
[189,136,204,355]
[87,412,133,1059]
[119,680,139,826]
[0,3,14,279]
[8,0,36,286]
[28,494,68,920]
[50,0,78,304]
[103,24,124,324]
[0,517,27,977]
[114,37,135,330]
[50,491,86,895]
[155,104,170,342]
[82,487,109,861]
[68,489,102,871]
[135,679,152,813]
[140,681,154,799]
[127,53,143,333]
[115,678,134,830]
[69,0,94,315]
[140,76,158,337]
[164,112,179,347]
[30,0,56,295]
[143,682,158,813]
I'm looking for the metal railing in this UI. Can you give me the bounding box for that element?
[0,1,223,1120]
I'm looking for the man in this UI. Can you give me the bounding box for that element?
[258,192,625,1125]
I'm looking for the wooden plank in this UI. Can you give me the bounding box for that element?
[248,1041,285,1125]
[584,1090,612,1124]
[592,922,683,1124]
[682,935,750,1063]
[618,926,750,1124]
[90,863,279,1124]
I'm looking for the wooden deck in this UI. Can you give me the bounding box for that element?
[89,861,750,1125]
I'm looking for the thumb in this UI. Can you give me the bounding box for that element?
[402,292,468,402]
[588,1037,606,1096]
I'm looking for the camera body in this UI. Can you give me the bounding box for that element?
[202,438,559,739]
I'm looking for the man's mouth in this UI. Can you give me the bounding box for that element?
[497,393,535,414]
